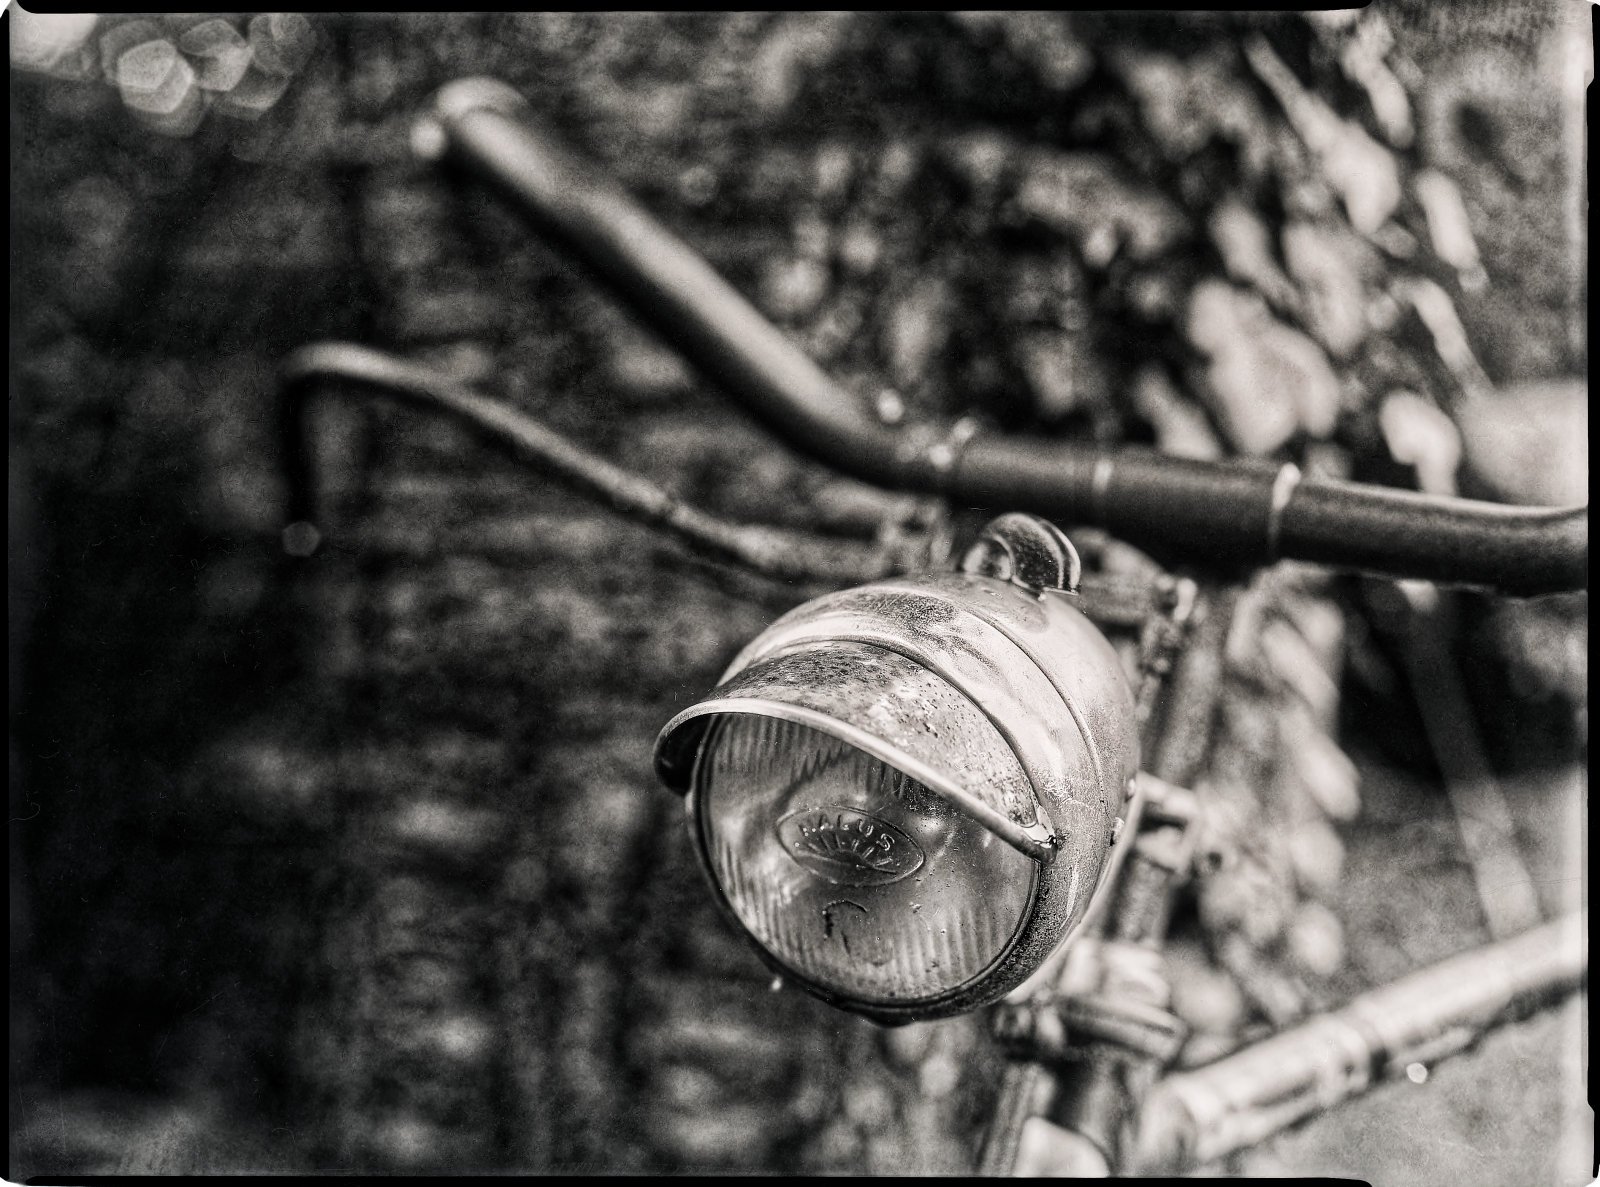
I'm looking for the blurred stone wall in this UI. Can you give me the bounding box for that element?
[9,8,1588,1179]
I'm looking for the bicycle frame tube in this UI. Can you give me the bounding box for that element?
[1130,910,1588,1175]
[411,78,1588,598]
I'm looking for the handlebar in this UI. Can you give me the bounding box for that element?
[412,78,1587,598]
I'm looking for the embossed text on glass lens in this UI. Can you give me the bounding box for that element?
[776,805,926,886]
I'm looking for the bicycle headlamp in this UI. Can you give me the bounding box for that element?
[654,515,1139,1023]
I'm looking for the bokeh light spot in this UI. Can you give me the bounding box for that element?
[116,40,191,114]
[248,13,316,78]
[215,68,293,121]
[179,19,254,93]
[282,521,322,557]
[10,12,100,72]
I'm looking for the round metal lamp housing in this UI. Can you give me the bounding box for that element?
[654,516,1139,1023]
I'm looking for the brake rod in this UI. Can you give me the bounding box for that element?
[410,78,1587,597]
[279,344,1212,624]
[277,343,928,586]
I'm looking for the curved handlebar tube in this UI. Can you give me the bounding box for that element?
[415,78,1587,597]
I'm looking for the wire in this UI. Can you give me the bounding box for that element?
[278,343,935,587]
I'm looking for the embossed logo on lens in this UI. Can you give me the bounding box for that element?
[776,805,925,886]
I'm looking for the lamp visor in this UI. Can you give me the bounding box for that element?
[657,642,1045,841]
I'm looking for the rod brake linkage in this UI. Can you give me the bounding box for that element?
[407,77,1585,598]
[279,343,938,587]
[279,346,1218,628]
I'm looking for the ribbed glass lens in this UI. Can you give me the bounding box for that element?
[693,713,1036,1006]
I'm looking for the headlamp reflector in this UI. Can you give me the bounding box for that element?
[693,713,1036,1007]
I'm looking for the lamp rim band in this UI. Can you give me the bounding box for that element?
[715,575,1119,853]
